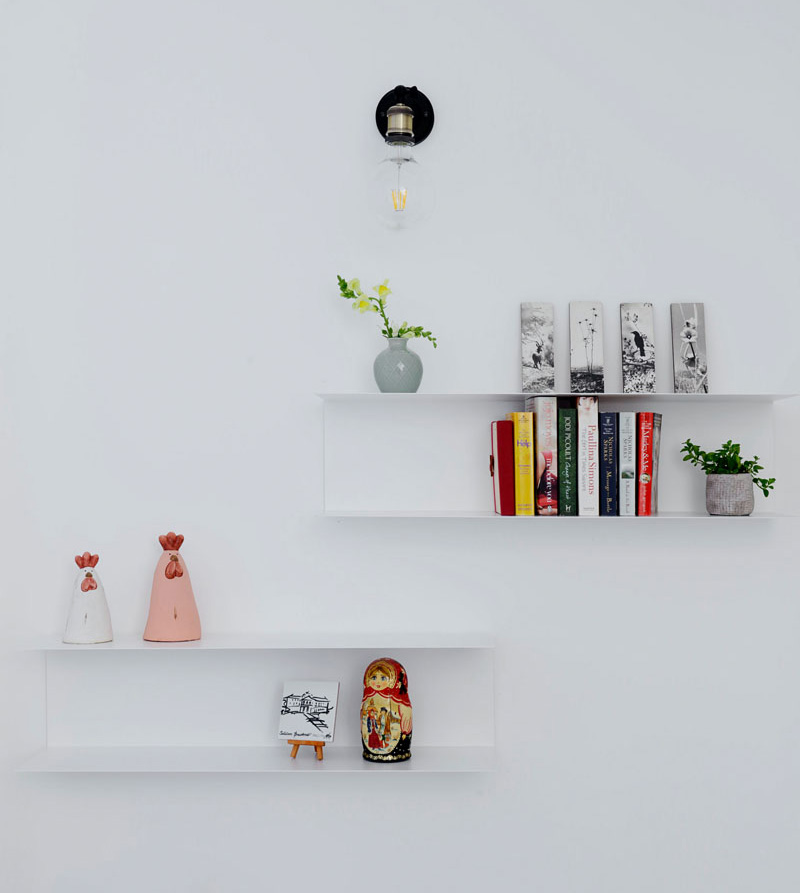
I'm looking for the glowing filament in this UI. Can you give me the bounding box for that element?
[392,188,407,211]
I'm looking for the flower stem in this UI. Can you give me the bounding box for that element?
[374,300,393,337]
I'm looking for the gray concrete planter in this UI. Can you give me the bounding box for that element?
[705,473,754,516]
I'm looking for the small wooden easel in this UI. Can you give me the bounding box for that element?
[288,739,325,761]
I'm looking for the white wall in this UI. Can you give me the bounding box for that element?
[2,1,799,890]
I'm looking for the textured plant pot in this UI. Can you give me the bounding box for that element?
[373,338,423,393]
[705,473,754,516]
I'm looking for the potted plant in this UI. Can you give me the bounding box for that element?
[680,438,775,516]
[337,275,437,393]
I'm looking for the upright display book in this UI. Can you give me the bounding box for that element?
[637,412,655,515]
[671,302,709,394]
[576,396,599,516]
[490,420,516,516]
[620,303,656,393]
[599,412,618,516]
[520,302,555,393]
[505,411,535,516]
[651,413,663,514]
[618,412,636,516]
[569,302,605,393]
[558,403,578,516]
[531,396,558,515]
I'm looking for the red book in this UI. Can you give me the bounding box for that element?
[637,412,655,515]
[490,420,516,515]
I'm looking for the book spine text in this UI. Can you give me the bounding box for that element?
[533,397,558,515]
[618,412,636,516]
[637,412,655,516]
[599,412,618,516]
[506,411,535,516]
[576,397,599,516]
[558,408,578,516]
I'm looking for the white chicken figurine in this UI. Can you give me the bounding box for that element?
[62,552,113,644]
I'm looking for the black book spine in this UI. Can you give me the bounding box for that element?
[558,407,578,516]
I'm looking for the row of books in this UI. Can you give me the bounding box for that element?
[490,396,662,516]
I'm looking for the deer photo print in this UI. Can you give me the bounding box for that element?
[620,302,656,393]
[671,302,709,393]
[521,302,555,393]
[569,302,605,393]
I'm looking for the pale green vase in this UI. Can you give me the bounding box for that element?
[373,338,423,393]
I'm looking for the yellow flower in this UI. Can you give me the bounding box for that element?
[347,278,361,293]
[353,298,374,313]
[374,279,392,299]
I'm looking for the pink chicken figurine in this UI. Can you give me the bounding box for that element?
[143,532,201,642]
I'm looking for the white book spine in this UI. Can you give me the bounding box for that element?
[533,396,558,515]
[618,412,636,516]
[577,396,599,516]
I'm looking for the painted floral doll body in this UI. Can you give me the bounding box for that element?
[361,658,412,762]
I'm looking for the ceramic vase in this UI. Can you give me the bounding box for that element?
[63,552,113,644]
[361,657,412,762]
[143,532,201,642]
[373,338,423,393]
[705,474,754,516]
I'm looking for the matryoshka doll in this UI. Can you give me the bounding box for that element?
[143,532,201,642]
[361,657,412,762]
[63,552,113,644]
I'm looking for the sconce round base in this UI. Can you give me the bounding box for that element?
[375,85,435,145]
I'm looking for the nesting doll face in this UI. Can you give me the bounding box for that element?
[365,662,395,692]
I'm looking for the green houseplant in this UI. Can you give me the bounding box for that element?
[337,275,437,393]
[680,438,775,516]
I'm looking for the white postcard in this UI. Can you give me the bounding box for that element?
[278,681,340,743]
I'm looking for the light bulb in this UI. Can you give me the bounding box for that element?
[373,142,434,228]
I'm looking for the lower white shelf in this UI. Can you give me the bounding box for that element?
[28,632,494,651]
[18,745,495,774]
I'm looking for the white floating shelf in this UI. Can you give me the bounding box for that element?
[18,745,495,774]
[321,391,795,517]
[318,392,797,404]
[27,633,495,652]
[324,510,786,519]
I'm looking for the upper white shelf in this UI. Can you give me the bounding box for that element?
[28,632,494,652]
[324,510,787,519]
[321,391,796,515]
[318,392,797,404]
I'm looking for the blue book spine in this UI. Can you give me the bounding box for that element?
[599,412,618,516]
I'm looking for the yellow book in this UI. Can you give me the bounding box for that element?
[506,411,535,515]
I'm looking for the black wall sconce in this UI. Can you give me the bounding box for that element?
[373,85,435,228]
